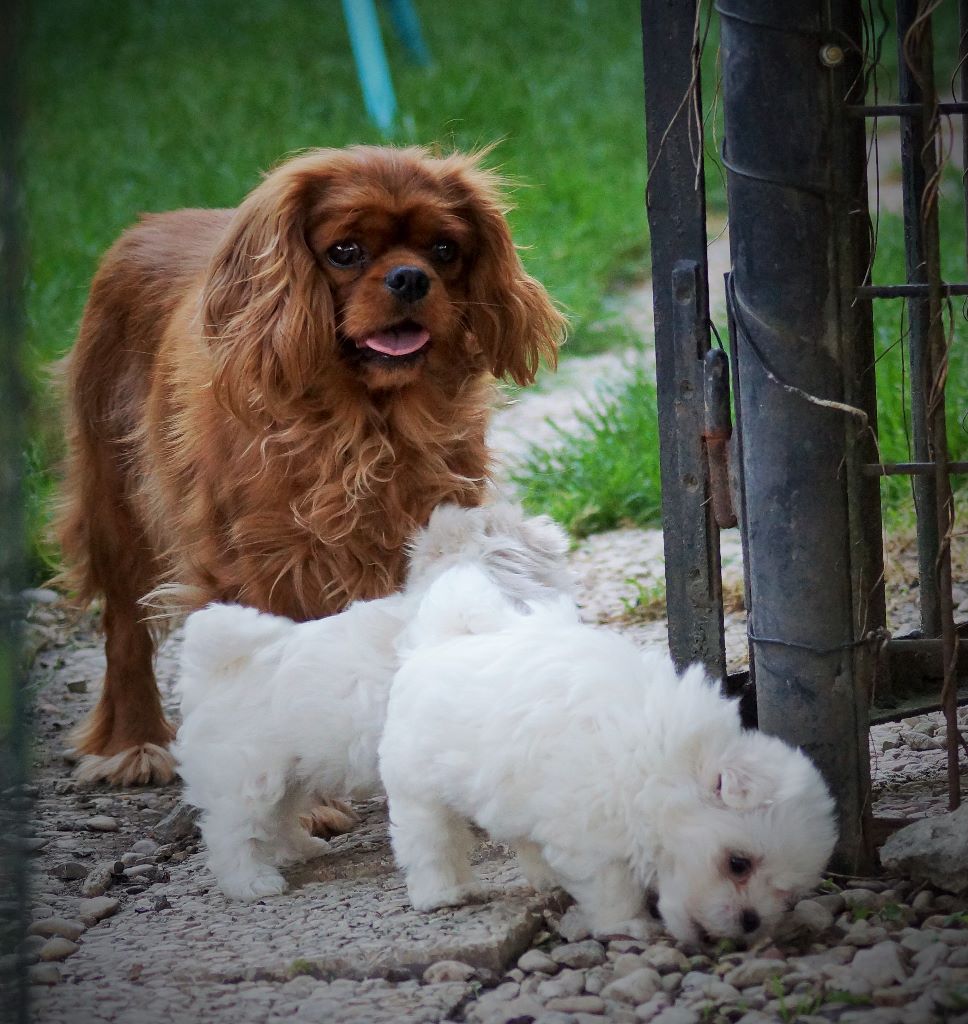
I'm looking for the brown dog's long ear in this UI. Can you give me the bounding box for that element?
[201,156,336,423]
[448,158,566,386]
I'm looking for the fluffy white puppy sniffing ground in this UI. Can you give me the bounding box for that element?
[173,503,573,900]
[379,566,838,945]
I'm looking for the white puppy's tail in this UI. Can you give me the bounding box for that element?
[177,604,295,704]
[402,564,520,651]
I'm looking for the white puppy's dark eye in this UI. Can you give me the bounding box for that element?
[431,240,458,264]
[728,854,752,880]
[327,241,365,268]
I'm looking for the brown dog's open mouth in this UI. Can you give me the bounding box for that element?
[356,320,430,358]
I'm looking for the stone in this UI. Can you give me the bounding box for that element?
[633,994,672,1022]
[811,892,846,916]
[841,919,889,947]
[518,949,558,974]
[49,861,88,881]
[27,917,86,941]
[900,730,944,751]
[843,888,881,912]
[423,960,477,984]
[27,963,61,985]
[76,896,119,925]
[80,861,115,898]
[38,937,79,962]
[793,899,835,934]
[537,968,585,1000]
[601,967,662,1005]
[650,1009,699,1024]
[84,815,119,832]
[544,994,605,1014]
[879,804,968,894]
[150,801,200,843]
[555,905,592,942]
[724,959,792,989]
[130,838,159,855]
[551,940,606,969]
[640,946,690,975]
[849,941,909,988]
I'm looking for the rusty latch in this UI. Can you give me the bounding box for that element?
[702,348,738,529]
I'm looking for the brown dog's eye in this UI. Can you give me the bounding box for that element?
[727,854,752,880]
[327,241,365,268]
[430,240,458,264]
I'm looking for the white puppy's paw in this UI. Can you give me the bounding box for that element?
[220,867,288,901]
[409,881,486,912]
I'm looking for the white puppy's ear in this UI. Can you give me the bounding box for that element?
[715,762,776,811]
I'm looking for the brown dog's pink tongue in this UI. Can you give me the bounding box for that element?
[361,327,430,356]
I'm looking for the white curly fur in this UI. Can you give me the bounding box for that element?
[172,502,574,900]
[379,565,838,944]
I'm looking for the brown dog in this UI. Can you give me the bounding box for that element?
[56,145,564,789]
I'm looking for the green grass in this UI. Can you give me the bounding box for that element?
[22,0,657,575]
[511,365,662,538]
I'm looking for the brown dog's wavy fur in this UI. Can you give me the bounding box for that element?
[56,145,565,786]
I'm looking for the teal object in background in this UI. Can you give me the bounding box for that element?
[342,0,431,133]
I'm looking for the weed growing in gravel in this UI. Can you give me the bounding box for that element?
[511,366,663,538]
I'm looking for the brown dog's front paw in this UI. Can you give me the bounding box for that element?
[299,799,360,839]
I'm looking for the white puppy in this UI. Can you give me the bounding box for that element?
[379,565,838,945]
[173,503,573,900]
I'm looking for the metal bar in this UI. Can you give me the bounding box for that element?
[961,0,968,291]
[702,349,738,529]
[857,282,968,297]
[896,0,943,640]
[864,461,968,476]
[847,101,968,116]
[718,0,876,871]
[897,0,960,809]
[641,0,727,680]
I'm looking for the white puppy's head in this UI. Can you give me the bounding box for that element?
[650,731,837,946]
[405,502,574,604]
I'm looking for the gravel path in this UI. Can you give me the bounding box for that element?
[12,181,968,1021]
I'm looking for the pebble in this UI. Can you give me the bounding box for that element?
[518,949,559,974]
[724,959,792,989]
[49,861,88,881]
[600,967,662,1005]
[423,960,477,983]
[650,1008,699,1024]
[555,906,592,943]
[28,963,61,985]
[640,947,690,975]
[543,994,606,1014]
[793,898,835,933]
[80,862,116,898]
[537,968,585,1000]
[850,941,909,988]
[130,838,159,855]
[76,896,119,925]
[551,941,606,969]
[84,815,120,833]
[38,937,79,961]
[27,917,87,941]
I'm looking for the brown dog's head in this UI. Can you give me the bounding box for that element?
[202,146,565,420]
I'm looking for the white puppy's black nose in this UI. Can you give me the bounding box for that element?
[740,909,761,934]
[385,266,430,303]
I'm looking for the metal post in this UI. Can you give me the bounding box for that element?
[641,0,727,681]
[896,0,943,638]
[718,0,878,870]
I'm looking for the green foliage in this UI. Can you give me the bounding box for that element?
[22,0,658,573]
[511,365,663,538]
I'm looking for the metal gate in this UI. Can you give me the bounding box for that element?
[641,0,966,871]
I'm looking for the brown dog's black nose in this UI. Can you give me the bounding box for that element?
[740,909,761,934]
[385,266,430,303]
